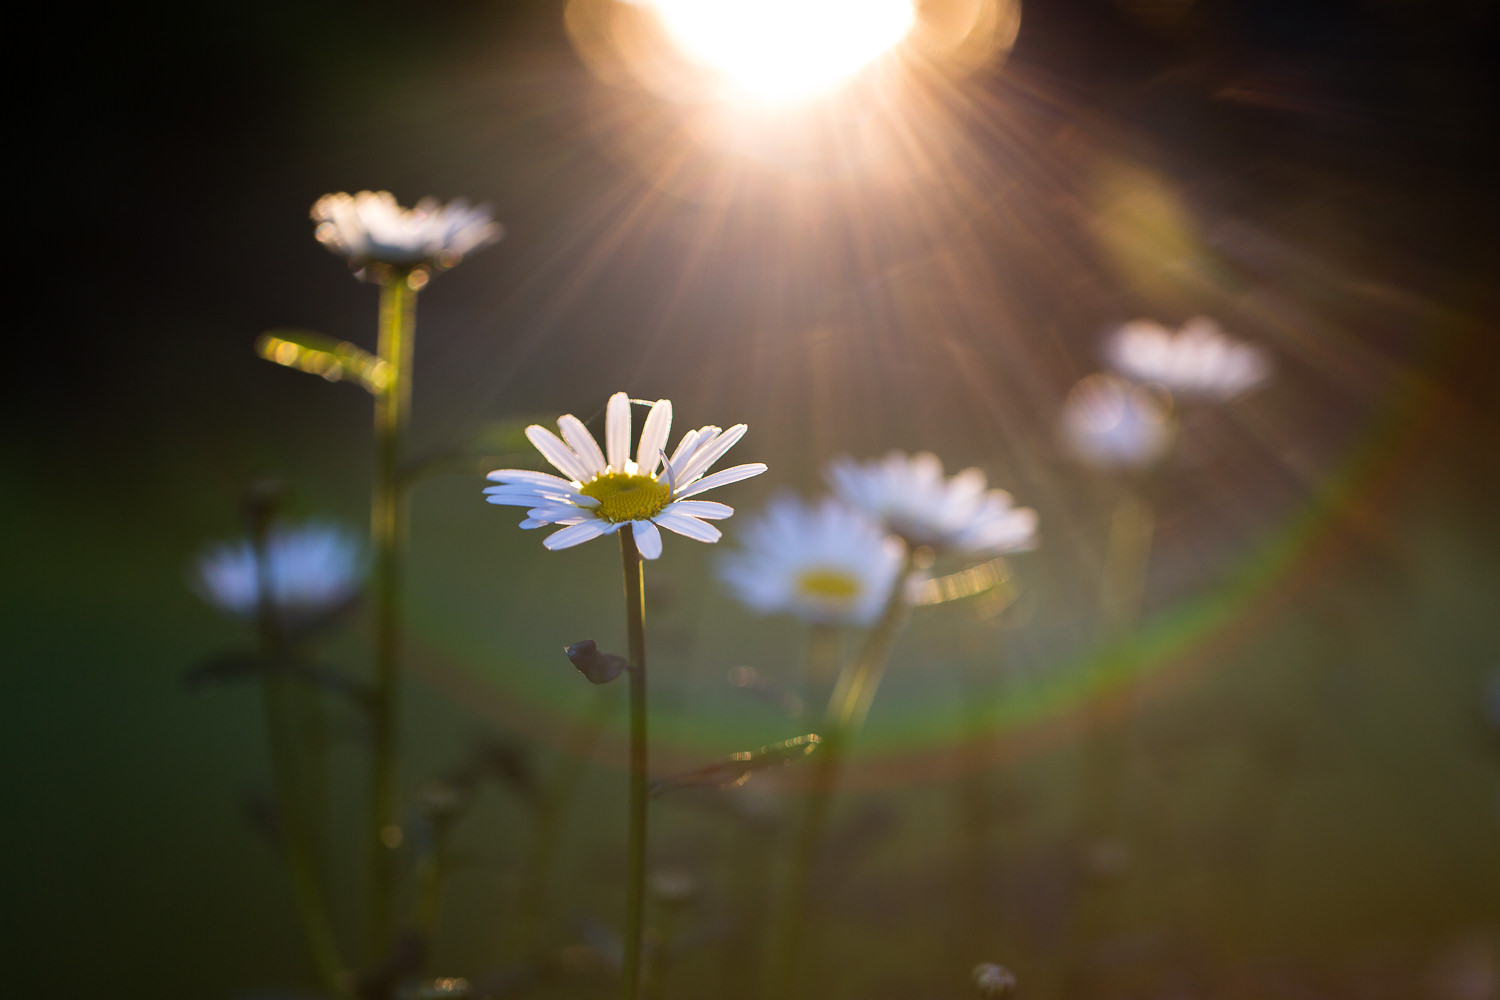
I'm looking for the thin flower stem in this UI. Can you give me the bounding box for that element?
[620,527,650,1000]
[252,525,347,996]
[1063,484,1158,996]
[768,549,916,1000]
[368,274,417,958]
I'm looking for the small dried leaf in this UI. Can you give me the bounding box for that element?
[651,734,820,797]
[565,640,628,685]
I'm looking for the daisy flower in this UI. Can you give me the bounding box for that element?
[826,452,1038,555]
[192,521,366,627]
[311,191,502,272]
[1106,316,1271,400]
[1060,372,1176,469]
[484,392,767,560]
[719,496,904,626]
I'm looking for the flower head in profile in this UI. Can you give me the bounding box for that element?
[311,191,502,274]
[1106,317,1271,400]
[827,451,1038,555]
[719,496,903,626]
[1060,373,1176,469]
[192,521,366,628]
[484,392,767,560]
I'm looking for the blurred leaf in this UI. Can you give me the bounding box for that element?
[651,734,821,797]
[908,556,1017,608]
[256,328,391,393]
[183,652,269,691]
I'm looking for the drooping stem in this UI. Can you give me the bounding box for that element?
[252,523,347,996]
[368,273,417,957]
[620,526,650,1000]
[767,549,915,1000]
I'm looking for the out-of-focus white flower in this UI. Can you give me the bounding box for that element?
[972,962,1018,997]
[484,392,767,560]
[826,451,1038,555]
[1061,373,1176,469]
[311,191,502,272]
[719,496,903,626]
[1106,316,1271,400]
[192,522,366,626]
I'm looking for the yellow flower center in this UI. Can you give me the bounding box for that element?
[795,568,863,601]
[579,472,672,524]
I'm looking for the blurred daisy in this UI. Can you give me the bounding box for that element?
[719,496,903,626]
[192,521,366,626]
[311,191,502,272]
[827,452,1038,555]
[1061,373,1176,469]
[484,392,767,560]
[1106,317,1271,399]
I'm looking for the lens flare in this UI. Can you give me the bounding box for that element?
[645,0,916,102]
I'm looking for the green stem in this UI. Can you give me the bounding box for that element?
[1062,485,1157,996]
[620,527,650,1000]
[252,526,347,996]
[368,274,417,958]
[767,550,915,1000]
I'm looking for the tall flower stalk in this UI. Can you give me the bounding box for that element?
[367,271,416,954]
[310,189,502,957]
[249,516,348,996]
[193,513,365,995]
[619,526,650,1000]
[768,547,916,1000]
[766,452,1037,999]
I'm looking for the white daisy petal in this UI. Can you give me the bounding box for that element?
[636,399,673,475]
[656,511,723,543]
[669,427,705,470]
[606,391,632,471]
[632,519,664,559]
[557,414,608,477]
[486,494,550,507]
[675,462,768,500]
[544,520,615,550]
[685,424,750,483]
[485,469,578,489]
[525,425,594,483]
[663,500,735,520]
[1105,316,1272,399]
[827,452,1038,556]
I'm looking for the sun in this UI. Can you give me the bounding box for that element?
[645,0,917,103]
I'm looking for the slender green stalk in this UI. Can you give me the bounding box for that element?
[368,274,417,958]
[620,527,650,1000]
[252,525,347,996]
[1062,483,1158,997]
[767,550,915,1000]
